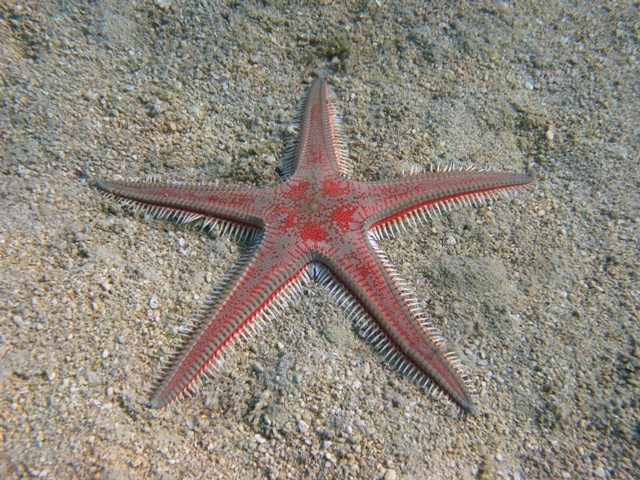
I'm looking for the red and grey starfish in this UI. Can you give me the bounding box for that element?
[97,75,532,412]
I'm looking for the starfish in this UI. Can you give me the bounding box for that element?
[96,75,532,412]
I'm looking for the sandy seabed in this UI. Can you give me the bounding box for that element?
[1,1,638,478]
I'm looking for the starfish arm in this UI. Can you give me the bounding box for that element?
[357,169,533,230]
[317,237,475,412]
[150,231,307,408]
[286,76,352,179]
[95,177,266,230]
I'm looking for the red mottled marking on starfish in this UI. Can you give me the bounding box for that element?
[96,76,533,412]
[300,222,329,244]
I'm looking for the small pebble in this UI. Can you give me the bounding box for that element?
[12,315,24,327]
[178,237,186,247]
[525,81,534,90]
[254,434,266,444]
[149,297,159,309]
[594,466,606,478]
[86,371,99,384]
[253,362,264,373]
[445,235,456,246]
[546,129,555,141]
[384,469,397,480]
[188,104,201,117]
[102,349,110,359]
[298,419,309,433]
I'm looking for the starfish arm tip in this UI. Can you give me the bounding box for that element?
[94,176,115,193]
[461,398,476,414]
[149,394,168,409]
